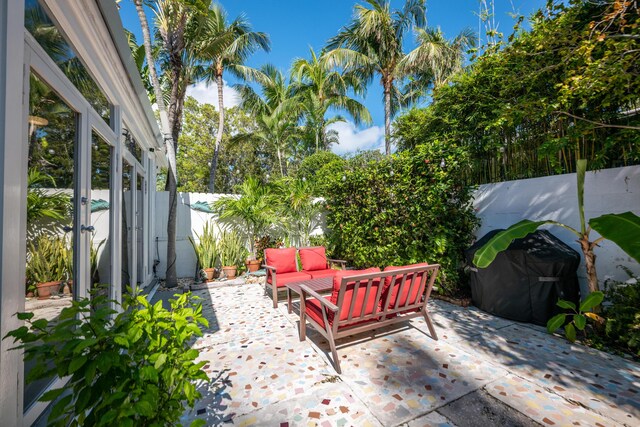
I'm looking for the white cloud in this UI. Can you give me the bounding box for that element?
[328,121,385,155]
[186,80,240,109]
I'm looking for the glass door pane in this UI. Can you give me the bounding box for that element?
[90,131,112,294]
[24,72,76,410]
[122,161,133,293]
[136,173,145,288]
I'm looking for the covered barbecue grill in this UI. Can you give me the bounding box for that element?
[465,230,581,326]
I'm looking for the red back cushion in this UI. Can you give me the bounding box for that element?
[299,247,327,271]
[382,263,431,309]
[265,248,298,274]
[330,268,382,321]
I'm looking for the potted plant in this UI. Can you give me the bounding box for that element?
[218,229,247,280]
[188,220,219,282]
[27,235,68,299]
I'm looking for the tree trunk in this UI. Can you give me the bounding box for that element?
[276,144,284,177]
[209,70,225,193]
[578,236,599,294]
[383,80,392,155]
[134,0,178,287]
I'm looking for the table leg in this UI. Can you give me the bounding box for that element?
[287,288,292,314]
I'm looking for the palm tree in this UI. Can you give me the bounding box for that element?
[291,48,371,152]
[195,4,270,193]
[326,0,427,155]
[399,26,476,100]
[212,177,276,259]
[274,177,323,247]
[134,0,207,287]
[234,64,301,176]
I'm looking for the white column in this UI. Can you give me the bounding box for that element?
[0,1,26,424]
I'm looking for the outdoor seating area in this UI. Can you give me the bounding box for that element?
[177,278,640,426]
[2,0,639,425]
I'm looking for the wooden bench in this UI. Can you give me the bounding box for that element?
[299,263,440,373]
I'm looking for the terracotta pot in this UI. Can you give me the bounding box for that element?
[245,259,261,273]
[203,268,215,282]
[36,281,61,300]
[222,266,237,280]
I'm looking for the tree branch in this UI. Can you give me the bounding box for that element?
[553,111,640,131]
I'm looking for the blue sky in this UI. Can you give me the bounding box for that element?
[119,0,546,154]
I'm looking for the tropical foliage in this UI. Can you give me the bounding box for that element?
[194,3,270,192]
[5,291,210,427]
[321,142,479,295]
[394,0,640,182]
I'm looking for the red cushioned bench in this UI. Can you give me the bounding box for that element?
[262,246,347,309]
[299,263,440,373]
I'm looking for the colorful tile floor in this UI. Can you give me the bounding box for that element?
[175,281,640,427]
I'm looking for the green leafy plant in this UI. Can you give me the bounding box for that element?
[601,268,640,356]
[323,142,479,295]
[90,237,106,286]
[254,235,282,263]
[26,234,69,286]
[4,290,210,427]
[473,160,640,301]
[218,229,248,268]
[213,177,275,260]
[547,292,604,343]
[188,220,219,269]
[273,177,323,247]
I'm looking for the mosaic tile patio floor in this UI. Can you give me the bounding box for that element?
[174,281,640,427]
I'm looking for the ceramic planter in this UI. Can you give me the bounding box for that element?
[245,259,261,273]
[222,266,237,280]
[36,281,61,300]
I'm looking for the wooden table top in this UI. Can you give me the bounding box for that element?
[285,276,333,293]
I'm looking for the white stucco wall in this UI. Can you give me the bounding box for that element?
[154,192,231,279]
[473,165,640,294]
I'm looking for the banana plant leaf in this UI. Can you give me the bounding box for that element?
[472,220,551,268]
[589,212,640,264]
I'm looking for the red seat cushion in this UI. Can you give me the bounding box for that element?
[329,268,382,322]
[305,297,334,329]
[381,263,431,310]
[266,271,311,287]
[299,247,328,271]
[265,247,298,274]
[307,268,339,279]
[305,297,378,330]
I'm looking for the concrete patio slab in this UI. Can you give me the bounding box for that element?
[167,280,640,427]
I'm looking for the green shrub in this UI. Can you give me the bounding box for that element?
[323,142,479,295]
[295,151,346,196]
[602,268,640,356]
[4,291,210,426]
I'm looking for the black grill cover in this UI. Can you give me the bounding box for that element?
[465,230,581,326]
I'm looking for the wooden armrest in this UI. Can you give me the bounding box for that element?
[262,264,277,271]
[300,285,339,312]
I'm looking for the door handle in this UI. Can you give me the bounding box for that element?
[81,225,95,233]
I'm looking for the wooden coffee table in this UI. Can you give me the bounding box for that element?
[285,276,333,314]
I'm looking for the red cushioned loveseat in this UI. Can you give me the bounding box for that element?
[299,263,440,373]
[263,246,346,308]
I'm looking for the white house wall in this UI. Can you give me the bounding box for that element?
[473,165,640,295]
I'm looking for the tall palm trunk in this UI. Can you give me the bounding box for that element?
[134,0,178,287]
[209,69,224,193]
[383,78,392,155]
[276,143,284,177]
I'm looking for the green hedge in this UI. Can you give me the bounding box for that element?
[323,143,479,295]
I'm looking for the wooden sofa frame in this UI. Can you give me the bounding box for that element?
[262,247,347,308]
[299,264,440,373]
